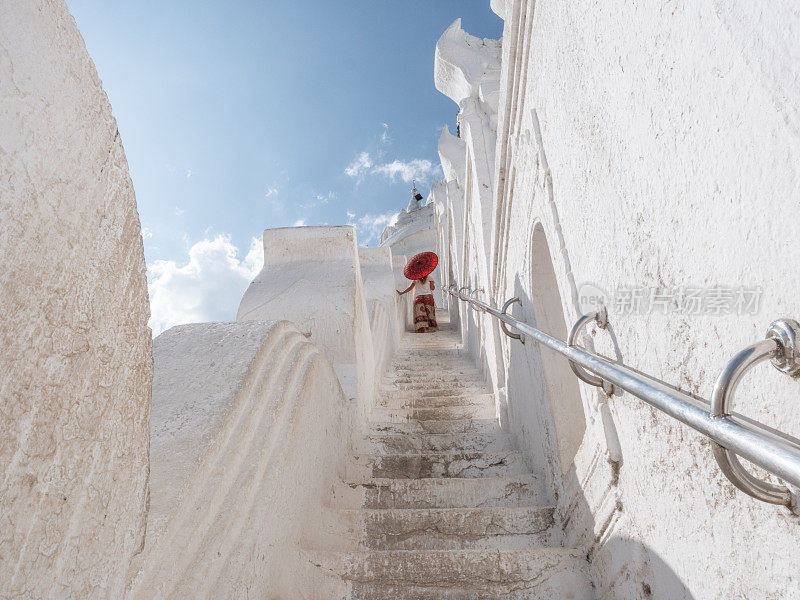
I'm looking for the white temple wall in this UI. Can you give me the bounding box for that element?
[435,1,800,598]
[237,226,375,419]
[434,19,506,406]
[358,246,402,381]
[130,321,351,599]
[391,255,413,331]
[0,2,151,597]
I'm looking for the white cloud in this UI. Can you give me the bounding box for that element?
[380,123,391,144]
[293,218,306,226]
[174,206,185,217]
[265,186,279,198]
[315,191,335,204]
[243,236,263,273]
[186,169,193,180]
[147,235,263,336]
[297,191,336,210]
[345,151,441,185]
[344,152,373,178]
[141,227,153,239]
[372,158,440,184]
[347,210,399,246]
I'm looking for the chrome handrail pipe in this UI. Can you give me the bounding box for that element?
[446,286,800,507]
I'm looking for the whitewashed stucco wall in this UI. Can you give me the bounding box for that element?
[359,246,403,384]
[0,1,151,597]
[237,226,375,416]
[435,1,800,598]
[130,321,351,599]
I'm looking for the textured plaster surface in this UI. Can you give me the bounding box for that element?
[391,255,413,331]
[237,226,374,408]
[130,321,350,599]
[429,1,800,598]
[359,246,400,379]
[0,1,151,597]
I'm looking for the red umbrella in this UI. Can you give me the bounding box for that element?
[404,252,438,280]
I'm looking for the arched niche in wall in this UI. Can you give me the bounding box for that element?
[529,223,586,473]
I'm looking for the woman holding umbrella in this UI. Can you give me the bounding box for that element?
[397,252,439,333]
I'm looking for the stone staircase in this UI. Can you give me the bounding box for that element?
[317,311,593,599]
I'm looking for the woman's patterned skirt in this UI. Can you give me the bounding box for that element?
[413,294,438,332]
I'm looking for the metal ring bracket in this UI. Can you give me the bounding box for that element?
[469,289,485,311]
[710,318,800,506]
[500,297,525,344]
[568,307,614,395]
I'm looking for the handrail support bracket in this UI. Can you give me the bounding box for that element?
[568,306,615,396]
[500,297,525,343]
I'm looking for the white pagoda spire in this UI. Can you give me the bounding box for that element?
[406,180,424,212]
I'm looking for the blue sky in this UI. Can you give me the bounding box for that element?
[67,1,502,333]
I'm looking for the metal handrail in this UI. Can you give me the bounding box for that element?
[446,284,800,510]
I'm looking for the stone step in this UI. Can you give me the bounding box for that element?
[363,432,516,455]
[341,506,556,550]
[401,331,460,339]
[350,451,529,479]
[398,347,464,354]
[370,403,496,422]
[368,418,503,436]
[342,474,548,509]
[395,351,469,361]
[376,393,494,410]
[351,585,502,599]
[392,348,477,360]
[380,386,491,398]
[391,355,475,364]
[383,373,486,384]
[386,369,482,380]
[390,362,476,372]
[400,338,461,344]
[379,385,491,398]
[400,338,462,348]
[386,370,481,382]
[383,376,486,388]
[317,548,592,598]
[395,348,469,356]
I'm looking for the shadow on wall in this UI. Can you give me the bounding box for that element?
[591,534,698,600]
[525,224,587,474]
[566,462,698,600]
[498,224,589,506]
[506,274,697,598]
[501,224,696,599]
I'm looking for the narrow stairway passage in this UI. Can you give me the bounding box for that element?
[315,310,594,599]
